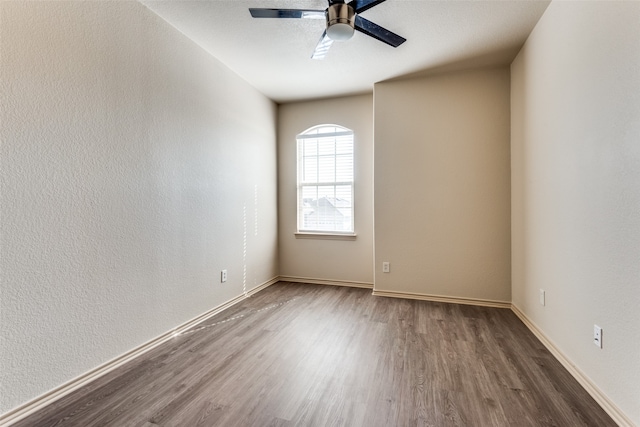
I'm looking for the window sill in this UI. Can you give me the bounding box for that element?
[295,232,357,241]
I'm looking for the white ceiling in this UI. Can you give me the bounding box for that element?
[141,0,550,103]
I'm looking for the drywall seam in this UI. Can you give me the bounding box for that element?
[372,289,511,309]
[0,277,279,427]
[279,276,374,289]
[511,304,635,427]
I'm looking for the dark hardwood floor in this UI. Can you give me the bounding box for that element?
[14,282,616,426]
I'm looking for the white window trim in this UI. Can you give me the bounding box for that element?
[296,125,355,238]
[297,130,354,139]
[294,232,357,240]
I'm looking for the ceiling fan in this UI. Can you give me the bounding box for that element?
[249,0,406,59]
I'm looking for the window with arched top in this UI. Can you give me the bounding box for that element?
[297,124,354,234]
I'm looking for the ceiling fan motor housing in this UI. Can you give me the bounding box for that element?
[326,3,355,41]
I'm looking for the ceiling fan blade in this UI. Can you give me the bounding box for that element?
[311,31,334,60]
[349,0,387,14]
[249,8,325,19]
[354,15,406,48]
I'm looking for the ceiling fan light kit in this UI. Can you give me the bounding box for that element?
[326,4,355,41]
[249,0,406,59]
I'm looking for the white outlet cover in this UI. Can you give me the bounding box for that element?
[594,325,602,348]
[539,289,545,306]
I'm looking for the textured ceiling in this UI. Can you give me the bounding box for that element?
[141,0,550,103]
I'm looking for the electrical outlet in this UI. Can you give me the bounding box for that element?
[382,262,390,273]
[539,289,545,306]
[594,325,602,348]
[221,269,227,283]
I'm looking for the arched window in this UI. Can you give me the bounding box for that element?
[297,124,354,234]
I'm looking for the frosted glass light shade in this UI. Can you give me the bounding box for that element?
[327,22,355,41]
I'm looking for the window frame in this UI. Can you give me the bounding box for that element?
[296,125,356,238]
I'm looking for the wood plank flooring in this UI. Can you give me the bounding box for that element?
[13,282,616,426]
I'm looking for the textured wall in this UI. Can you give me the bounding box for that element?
[511,2,640,424]
[374,68,512,302]
[0,1,277,414]
[278,95,374,284]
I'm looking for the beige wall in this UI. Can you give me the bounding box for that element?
[374,68,511,302]
[3,0,637,422]
[511,2,640,424]
[0,1,277,414]
[278,95,374,285]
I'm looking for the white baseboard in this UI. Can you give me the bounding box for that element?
[244,276,279,297]
[3,279,631,427]
[279,275,374,289]
[0,276,279,427]
[511,304,635,427]
[372,288,511,308]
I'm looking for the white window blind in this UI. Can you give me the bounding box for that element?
[297,125,354,233]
